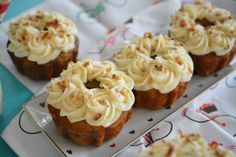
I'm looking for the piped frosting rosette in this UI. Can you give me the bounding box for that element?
[113,33,193,93]
[171,0,236,56]
[47,60,135,127]
[7,11,78,64]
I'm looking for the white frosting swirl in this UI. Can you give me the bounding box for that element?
[86,89,122,127]
[140,133,236,157]
[114,33,193,93]
[8,11,78,64]
[47,60,134,127]
[171,0,236,56]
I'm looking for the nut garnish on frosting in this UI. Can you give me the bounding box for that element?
[140,132,236,157]
[47,60,135,127]
[8,11,78,64]
[113,33,193,93]
[171,0,236,56]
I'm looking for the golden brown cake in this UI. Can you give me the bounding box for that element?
[47,60,135,146]
[48,105,131,146]
[170,0,236,76]
[140,132,236,157]
[134,82,188,110]
[7,11,79,80]
[190,47,236,76]
[113,33,193,109]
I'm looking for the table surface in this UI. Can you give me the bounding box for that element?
[0,1,43,156]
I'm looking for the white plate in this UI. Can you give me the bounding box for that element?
[24,64,235,157]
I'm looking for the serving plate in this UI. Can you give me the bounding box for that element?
[24,64,236,157]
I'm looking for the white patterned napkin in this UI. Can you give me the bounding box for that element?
[72,0,155,28]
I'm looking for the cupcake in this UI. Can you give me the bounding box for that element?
[140,132,236,157]
[170,0,236,76]
[7,11,79,80]
[113,33,193,109]
[47,60,135,146]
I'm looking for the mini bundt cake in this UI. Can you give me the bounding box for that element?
[113,33,193,109]
[170,0,236,76]
[47,60,135,146]
[7,11,79,80]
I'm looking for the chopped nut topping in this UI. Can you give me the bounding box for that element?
[83,62,90,67]
[188,67,193,73]
[93,113,102,121]
[179,6,184,12]
[171,47,178,50]
[29,16,34,21]
[144,33,152,39]
[57,81,66,91]
[120,88,127,95]
[184,135,191,143]
[215,12,222,17]
[98,100,105,104]
[71,91,84,104]
[189,28,195,32]
[148,151,154,156]
[148,78,153,84]
[179,20,186,28]
[141,67,147,73]
[195,1,201,4]
[112,74,118,79]
[59,30,66,37]
[155,64,163,71]
[174,41,182,47]
[42,32,49,40]
[175,57,182,65]
[21,32,28,42]
[106,67,112,72]
[36,15,43,19]
[136,46,141,51]
[47,19,59,28]
[88,70,93,76]
[165,144,174,157]
[22,22,29,27]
